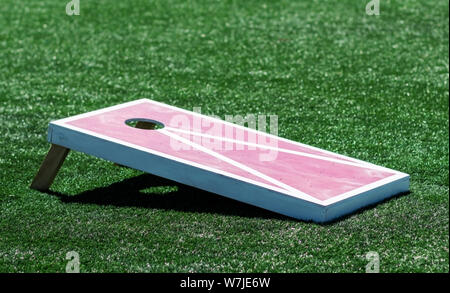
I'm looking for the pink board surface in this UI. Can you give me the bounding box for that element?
[48,99,410,222]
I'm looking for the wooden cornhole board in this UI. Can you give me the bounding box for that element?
[31,99,409,222]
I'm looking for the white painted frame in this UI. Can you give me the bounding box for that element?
[46,99,410,222]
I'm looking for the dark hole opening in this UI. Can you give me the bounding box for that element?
[125,118,164,130]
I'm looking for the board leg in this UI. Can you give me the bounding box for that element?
[30,144,70,191]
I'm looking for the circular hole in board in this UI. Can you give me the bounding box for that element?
[125,118,165,130]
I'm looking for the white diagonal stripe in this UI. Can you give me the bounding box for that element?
[147,99,404,175]
[164,127,389,172]
[159,129,317,201]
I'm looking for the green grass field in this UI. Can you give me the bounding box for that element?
[0,0,448,273]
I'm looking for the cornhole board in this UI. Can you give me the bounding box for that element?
[30,99,409,222]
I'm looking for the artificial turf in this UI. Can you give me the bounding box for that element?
[0,0,448,272]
